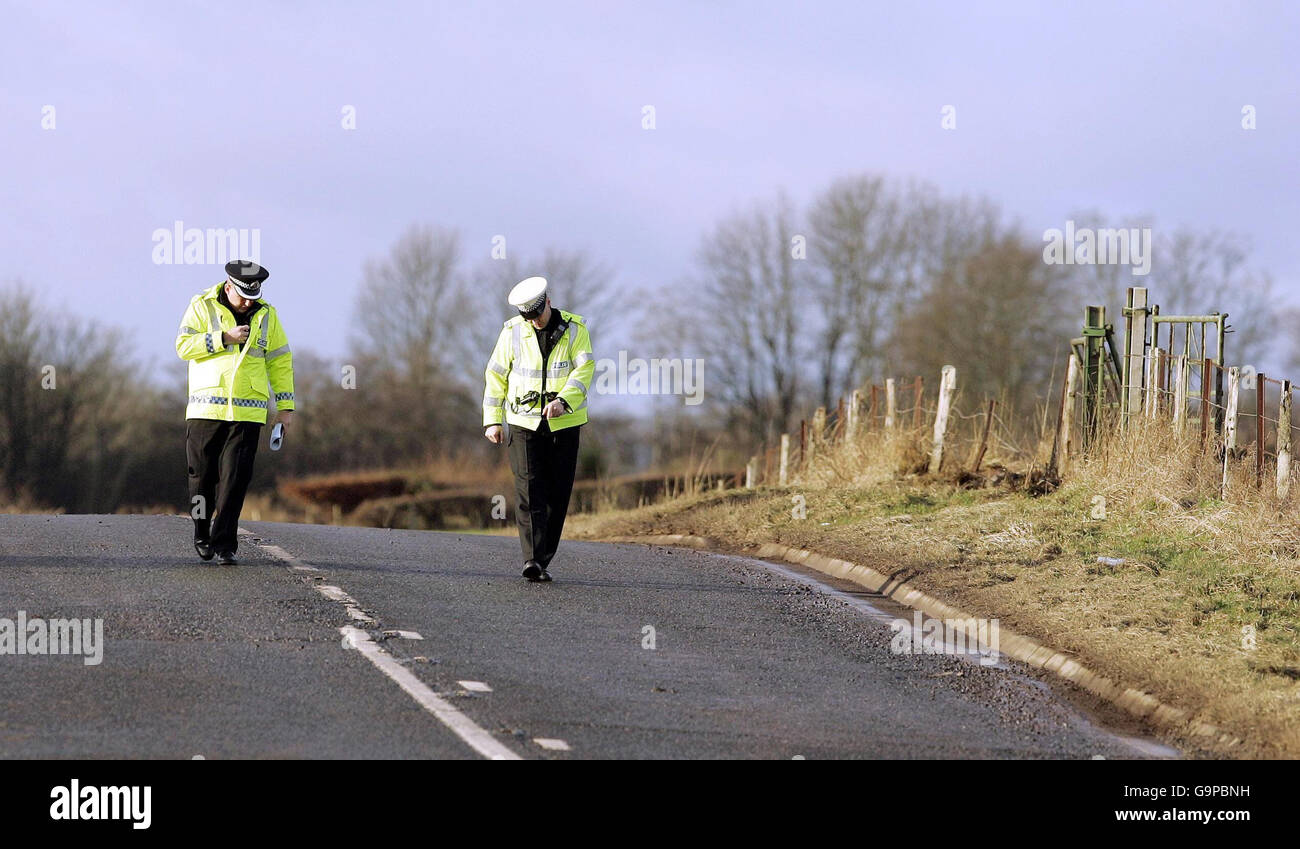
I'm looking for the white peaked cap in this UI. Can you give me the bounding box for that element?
[508,276,548,312]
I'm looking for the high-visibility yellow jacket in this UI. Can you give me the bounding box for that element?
[175,283,295,423]
[483,310,593,432]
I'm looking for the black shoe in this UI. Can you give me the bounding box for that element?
[194,539,214,561]
[538,568,552,582]
[522,561,542,581]
[216,551,238,566]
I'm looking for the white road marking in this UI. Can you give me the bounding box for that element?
[341,627,520,761]
[239,530,377,622]
[458,680,492,692]
[386,630,424,640]
[237,527,523,761]
[315,584,353,602]
[533,738,571,751]
[345,607,375,623]
[315,585,377,624]
[252,538,321,572]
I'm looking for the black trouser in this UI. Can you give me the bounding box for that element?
[508,420,581,568]
[186,419,262,554]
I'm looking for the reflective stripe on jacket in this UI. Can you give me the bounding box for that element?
[483,310,593,432]
[175,283,295,423]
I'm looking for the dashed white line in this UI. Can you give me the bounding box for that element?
[458,680,492,692]
[533,738,571,751]
[239,527,523,761]
[254,539,321,572]
[314,585,376,623]
[341,627,521,761]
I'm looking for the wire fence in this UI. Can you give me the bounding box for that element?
[730,291,1299,506]
[1071,342,1297,498]
[735,371,1014,490]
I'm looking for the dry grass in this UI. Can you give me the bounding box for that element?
[0,500,62,515]
[570,417,1300,758]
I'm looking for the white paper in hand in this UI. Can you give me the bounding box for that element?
[269,422,284,451]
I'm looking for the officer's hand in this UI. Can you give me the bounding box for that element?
[274,410,294,431]
[485,425,503,444]
[223,325,250,345]
[542,399,567,419]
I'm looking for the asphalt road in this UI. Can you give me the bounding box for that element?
[0,514,1169,759]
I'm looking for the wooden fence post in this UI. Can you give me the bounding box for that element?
[1143,348,1158,419]
[868,386,878,430]
[1173,355,1188,433]
[912,377,924,428]
[928,365,957,475]
[971,398,995,472]
[809,407,825,466]
[800,419,807,469]
[745,456,757,489]
[1156,349,1168,418]
[779,433,790,486]
[1053,354,1079,476]
[885,378,897,429]
[836,396,846,441]
[847,390,861,435]
[1278,381,1292,501]
[1222,367,1239,497]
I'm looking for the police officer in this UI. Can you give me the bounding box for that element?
[483,277,595,582]
[175,260,295,565]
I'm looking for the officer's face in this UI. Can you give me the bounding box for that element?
[225,283,256,311]
[527,298,551,329]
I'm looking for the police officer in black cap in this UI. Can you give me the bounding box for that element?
[175,260,296,565]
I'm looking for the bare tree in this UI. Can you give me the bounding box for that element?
[1059,215,1274,367]
[1153,228,1275,368]
[352,224,469,391]
[685,194,810,444]
[891,233,1073,420]
[808,177,1005,408]
[0,283,172,511]
[808,174,901,408]
[1058,209,1156,312]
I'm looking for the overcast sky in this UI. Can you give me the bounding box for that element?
[4,1,1297,380]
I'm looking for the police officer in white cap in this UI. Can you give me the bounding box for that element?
[482,277,595,581]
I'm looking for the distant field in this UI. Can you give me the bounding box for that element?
[246,464,740,532]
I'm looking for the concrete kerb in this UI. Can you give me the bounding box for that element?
[600,533,1240,750]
